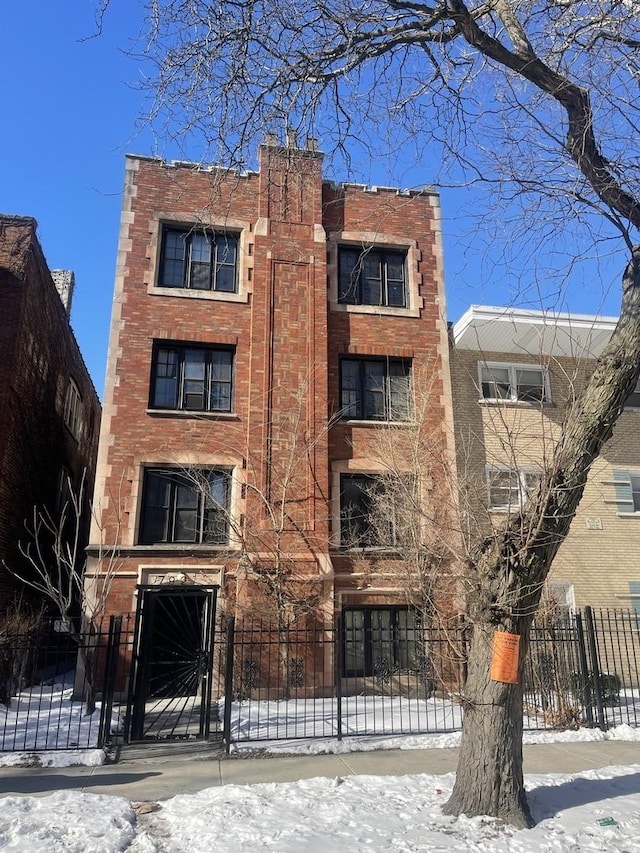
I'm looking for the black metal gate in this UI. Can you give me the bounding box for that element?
[126,585,217,742]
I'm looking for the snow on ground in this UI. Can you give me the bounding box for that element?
[0,675,117,753]
[2,681,640,766]
[2,765,640,852]
[0,748,105,768]
[3,686,640,850]
[227,695,463,743]
[0,791,137,853]
[230,721,640,757]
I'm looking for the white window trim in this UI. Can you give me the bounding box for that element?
[603,471,640,516]
[544,581,576,613]
[146,214,253,304]
[327,231,423,317]
[486,465,540,512]
[478,361,551,404]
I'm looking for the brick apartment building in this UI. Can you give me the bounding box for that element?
[450,305,640,613]
[89,139,455,695]
[0,215,101,614]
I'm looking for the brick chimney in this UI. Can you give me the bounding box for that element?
[258,134,324,226]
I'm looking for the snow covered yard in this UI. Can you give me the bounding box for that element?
[2,765,640,851]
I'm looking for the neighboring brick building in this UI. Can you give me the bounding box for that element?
[450,304,640,612]
[0,215,101,613]
[89,140,455,701]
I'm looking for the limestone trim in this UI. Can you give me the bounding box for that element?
[90,156,139,544]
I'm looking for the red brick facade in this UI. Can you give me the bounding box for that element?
[90,143,454,629]
[0,216,101,612]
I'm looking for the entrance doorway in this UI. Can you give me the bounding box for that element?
[127,586,217,741]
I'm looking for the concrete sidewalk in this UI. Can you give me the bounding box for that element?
[0,741,638,801]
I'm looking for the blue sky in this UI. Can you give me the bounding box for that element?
[1,3,626,399]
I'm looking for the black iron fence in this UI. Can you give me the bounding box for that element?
[1,607,640,753]
[0,615,135,752]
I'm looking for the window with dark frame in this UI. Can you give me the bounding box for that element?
[338,247,407,307]
[340,357,411,421]
[340,473,408,549]
[159,226,238,293]
[150,344,234,413]
[343,607,419,677]
[139,467,231,545]
[63,379,83,440]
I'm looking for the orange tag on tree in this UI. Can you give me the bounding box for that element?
[490,631,521,684]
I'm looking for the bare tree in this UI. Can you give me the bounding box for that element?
[96,0,640,825]
[6,471,122,713]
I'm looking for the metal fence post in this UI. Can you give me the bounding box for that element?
[98,616,122,748]
[574,611,594,727]
[584,606,607,731]
[223,617,235,754]
[336,616,343,742]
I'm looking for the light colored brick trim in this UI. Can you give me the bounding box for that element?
[90,156,139,544]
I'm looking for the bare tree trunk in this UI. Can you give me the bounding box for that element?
[445,622,532,827]
[446,248,640,824]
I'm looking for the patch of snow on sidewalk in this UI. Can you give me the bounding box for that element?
[131,765,640,852]
[0,791,136,853]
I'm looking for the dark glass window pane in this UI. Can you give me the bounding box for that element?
[343,608,416,677]
[385,254,406,306]
[190,232,211,263]
[209,351,232,411]
[389,361,411,420]
[515,368,546,402]
[159,228,238,292]
[140,468,231,545]
[341,474,376,547]
[140,472,172,544]
[338,250,360,304]
[344,610,366,675]
[214,235,238,293]
[161,231,187,287]
[481,366,511,399]
[152,345,234,413]
[153,348,178,408]
[173,480,199,541]
[340,359,361,418]
[338,248,407,307]
[362,253,382,305]
[181,349,206,410]
[340,358,411,422]
[162,259,185,288]
[363,362,385,419]
[214,265,236,293]
[386,279,406,307]
[203,471,229,543]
